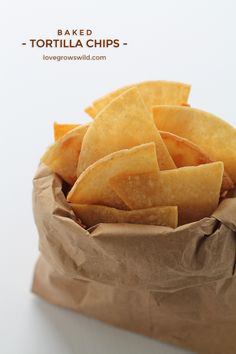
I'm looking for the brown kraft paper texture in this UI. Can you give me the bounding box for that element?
[32,164,236,354]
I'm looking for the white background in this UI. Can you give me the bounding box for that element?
[1,0,236,353]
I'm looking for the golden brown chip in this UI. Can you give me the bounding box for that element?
[153,105,236,183]
[54,122,80,141]
[110,162,224,225]
[67,142,159,209]
[78,87,175,175]
[71,204,178,228]
[84,106,97,118]
[85,81,190,118]
[160,131,233,195]
[160,131,211,167]
[53,122,232,194]
[41,124,89,184]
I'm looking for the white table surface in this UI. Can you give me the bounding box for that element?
[1,0,236,353]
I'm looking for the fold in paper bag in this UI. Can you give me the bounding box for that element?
[32,164,236,354]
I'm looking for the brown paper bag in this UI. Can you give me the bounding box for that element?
[32,164,236,354]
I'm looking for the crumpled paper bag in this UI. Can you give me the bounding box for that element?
[32,164,236,354]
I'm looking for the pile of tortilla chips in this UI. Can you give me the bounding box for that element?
[41,80,236,228]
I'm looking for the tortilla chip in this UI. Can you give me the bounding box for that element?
[160,131,211,167]
[78,87,175,175]
[85,81,191,118]
[153,106,236,183]
[84,106,97,118]
[110,162,223,225]
[54,122,80,141]
[67,142,159,209]
[71,204,178,228]
[41,124,89,184]
[160,131,233,195]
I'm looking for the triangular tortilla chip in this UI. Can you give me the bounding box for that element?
[54,122,80,141]
[67,142,159,209]
[77,87,175,175]
[41,124,89,184]
[160,131,233,195]
[160,131,212,167]
[153,106,236,183]
[110,162,223,225]
[71,204,178,228]
[85,81,190,118]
